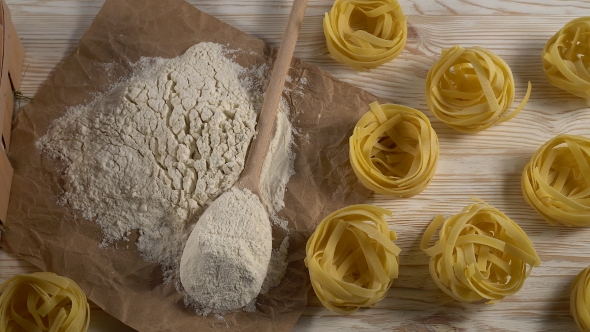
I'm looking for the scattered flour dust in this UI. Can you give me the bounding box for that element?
[37,41,298,312]
[258,104,295,294]
[260,103,295,231]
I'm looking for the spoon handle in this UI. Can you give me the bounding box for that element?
[238,0,309,192]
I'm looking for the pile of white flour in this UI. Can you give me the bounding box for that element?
[38,43,259,275]
[37,42,296,311]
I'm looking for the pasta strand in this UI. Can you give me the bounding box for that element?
[350,102,439,197]
[0,272,90,332]
[571,266,590,332]
[323,0,407,70]
[522,134,590,227]
[543,17,590,98]
[421,199,541,303]
[305,204,400,314]
[426,46,532,133]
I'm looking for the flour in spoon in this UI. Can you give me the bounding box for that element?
[180,187,272,311]
[37,43,262,280]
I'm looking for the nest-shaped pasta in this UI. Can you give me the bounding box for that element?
[571,266,590,332]
[349,101,439,197]
[425,46,532,133]
[0,272,90,332]
[305,204,401,314]
[323,0,407,70]
[421,200,541,303]
[522,134,590,227]
[543,17,590,98]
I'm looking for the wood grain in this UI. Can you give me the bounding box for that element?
[2,0,590,331]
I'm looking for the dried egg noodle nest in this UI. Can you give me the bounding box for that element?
[323,0,407,70]
[426,46,532,133]
[571,266,590,332]
[305,204,401,314]
[349,101,439,197]
[522,134,590,227]
[0,272,90,332]
[420,200,541,303]
[543,17,590,98]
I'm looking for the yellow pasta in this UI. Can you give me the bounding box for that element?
[425,46,532,133]
[350,101,439,197]
[0,272,90,332]
[571,266,590,332]
[522,134,590,227]
[420,199,541,303]
[305,204,401,314]
[543,17,590,98]
[323,0,407,70]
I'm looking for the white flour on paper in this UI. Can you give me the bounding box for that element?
[37,42,297,310]
[260,105,295,232]
[258,106,295,294]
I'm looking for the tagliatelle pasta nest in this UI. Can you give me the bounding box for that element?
[522,134,590,227]
[571,266,590,332]
[543,17,590,98]
[305,204,401,314]
[425,46,532,133]
[420,199,541,303]
[323,0,407,70]
[349,101,439,197]
[0,272,90,332]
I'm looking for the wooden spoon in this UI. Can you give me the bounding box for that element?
[180,0,309,311]
[237,0,309,194]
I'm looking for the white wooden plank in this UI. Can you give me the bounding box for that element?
[192,0,590,17]
[398,0,590,16]
[0,249,37,278]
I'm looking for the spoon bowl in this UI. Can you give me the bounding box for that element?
[179,188,271,311]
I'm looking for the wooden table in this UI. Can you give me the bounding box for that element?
[2,0,590,330]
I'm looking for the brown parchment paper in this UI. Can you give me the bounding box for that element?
[0,0,386,331]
